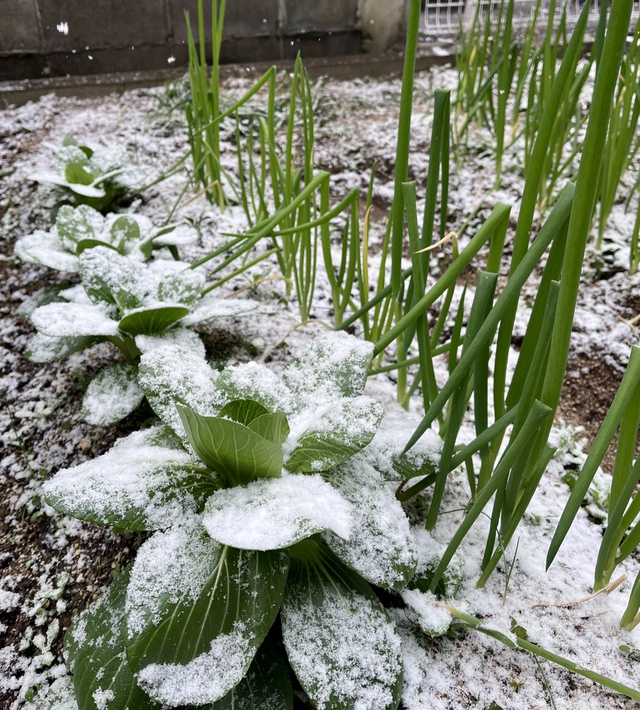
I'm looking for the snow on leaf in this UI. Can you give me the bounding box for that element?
[152,223,197,247]
[283,331,374,401]
[202,474,352,550]
[285,396,383,473]
[25,332,102,363]
[79,246,147,310]
[110,214,140,250]
[14,229,79,272]
[55,203,103,251]
[214,362,295,415]
[211,637,293,710]
[408,527,465,600]
[30,300,120,337]
[82,362,144,426]
[135,327,205,358]
[400,589,453,638]
[126,518,221,637]
[324,460,417,589]
[138,344,222,437]
[30,170,106,198]
[181,294,259,325]
[128,546,289,707]
[387,610,438,710]
[282,545,403,710]
[17,285,67,319]
[359,416,443,482]
[43,427,200,531]
[65,568,157,710]
[136,626,252,707]
[156,267,205,308]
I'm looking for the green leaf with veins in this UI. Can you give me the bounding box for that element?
[76,237,119,256]
[219,398,269,425]
[43,427,205,531]
[82,362,144,426]
[209,635,293,710]
[248,412,290,446]
[178,405,284,486]
[219,399,291,447]
[118,306,190,336]
[65,161,95,185]
[65,567,158,710]
[286,398,383,473]
[127,541,289,707]
[282,540,403,710]
[110,215,141,252]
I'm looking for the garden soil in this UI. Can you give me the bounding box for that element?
[0,67,639,709]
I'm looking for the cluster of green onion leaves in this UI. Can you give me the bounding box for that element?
[30,136,145,213]
[455,0,640,270]
[43,332,453,710]
[16,203,256,426]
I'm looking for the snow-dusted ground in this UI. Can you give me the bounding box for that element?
[0,65,639,709]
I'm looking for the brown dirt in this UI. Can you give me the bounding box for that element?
[558,356,624,473]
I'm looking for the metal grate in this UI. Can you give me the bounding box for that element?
[420,0,640,37]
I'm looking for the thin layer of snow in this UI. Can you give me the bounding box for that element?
[126,518,220,635]
[282,584,403,710]
[81,363,144,426]
[136,624,251,706]
[202,474,353,550]
[283,330,374,401]
[324,460,418,589]
[30,301,119,338]
[401,589,453,637]
[138,344,222,437]
[42,428,198,530]
[2,65,640,710]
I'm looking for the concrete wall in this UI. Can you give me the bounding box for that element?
[0,0,407,81]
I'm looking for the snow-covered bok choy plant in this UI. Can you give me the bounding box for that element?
[42,332,446,709]
[14,203,197,273]
[23,244,256,426]
[30,135,145,212]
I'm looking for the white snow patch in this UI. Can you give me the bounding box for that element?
[283,586,403,710]
[203,474,352,550]
[136,625,251,706]
[126,518,220,636]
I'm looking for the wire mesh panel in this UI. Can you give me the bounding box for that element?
[420,0,640,37]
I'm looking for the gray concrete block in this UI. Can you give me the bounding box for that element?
[284,0,358,34]
[172,0,277,44]
[0,0,41,51]
[39,0,168,52]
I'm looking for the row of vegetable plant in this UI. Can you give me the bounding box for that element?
[14,0,640,706]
